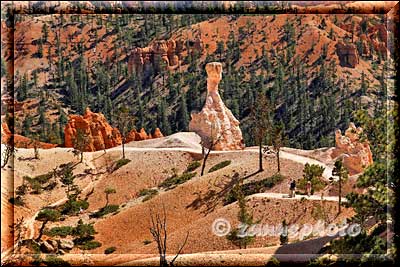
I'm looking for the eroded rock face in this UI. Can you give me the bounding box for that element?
[128,38,203,76]
[331,122,373,175]
[335,42,359,68]
[125,128,164,143]
[189,62,244,150]
[64,108,122,152]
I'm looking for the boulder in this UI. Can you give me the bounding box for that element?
[40,240,57,253]
[331,122,373,175]
[335,42,359,68]
[58,239,74,250]
[189,62,245,150]
[64,107,122,152]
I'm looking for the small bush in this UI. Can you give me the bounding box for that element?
[159,172,196,188]
[114,158,131,171]
[45,226,74,237]
[77,240,102,250]
[90,205,119,218]
[104,246,116,254]
[60,199,89,215]
[9,196,25,206]
[143,240,152,245]
[209,160,231,173]
[43,255,71,267]
[185,161,201,173]
[139,188,159,202]
[34,172,53,184]
[224,173,284,205]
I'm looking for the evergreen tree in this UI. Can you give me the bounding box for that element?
[176,93,189,131]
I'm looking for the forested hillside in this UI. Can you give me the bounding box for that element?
[2,12,395,148]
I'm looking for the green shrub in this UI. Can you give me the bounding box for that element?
[34,172,53,184]
[139,188,159,202]
[114,158,131,171]
[77,240,102,250]
[225,173,284,205]
[90,205,119,218]
[46,226,74,237]
[60,199,89,215]
[209,160,231,173]
[159,172,196,188]
[104,246,116,254]
[297,177,326,193]
[43,255,71,267]
[185,161,201,173]
[138,188,158,197]
[9,196,25,206]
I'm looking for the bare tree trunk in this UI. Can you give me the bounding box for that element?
[201,148,211,176]
[105,194,109,207]
[277,149,280,173]
[122,140,125,159]
[80,152,83,163]
[36,220,48,242]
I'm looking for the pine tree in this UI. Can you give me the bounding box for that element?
[177,94,189,131]
[17,73,28,101]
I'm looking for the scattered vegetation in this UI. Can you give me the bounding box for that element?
[208,160,231,173]
[43,255,71,267]
[184,161,201,173]
[226,183,255,249]
[114,158,131,171]
[159,172,196,189]
[60,198,89,215]
[139,188,159,202]
[89,205,119,218]
[225,173,284,204]
[104,246,117,254]
[45,226,74,237]
[297,163,326,194]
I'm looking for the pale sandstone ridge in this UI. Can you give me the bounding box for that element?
[64,107,122,152]
[331,122,373,175]
[189,62,244,150]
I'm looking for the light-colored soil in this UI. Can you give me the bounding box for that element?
[2,133,355,265]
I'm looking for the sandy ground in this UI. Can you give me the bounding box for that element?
[2,133,355,265]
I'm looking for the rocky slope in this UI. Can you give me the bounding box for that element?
[1,6,395,150]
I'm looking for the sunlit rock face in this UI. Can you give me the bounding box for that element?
[189,62,245,150]
[331,122,373,175]
[64,108,122,152]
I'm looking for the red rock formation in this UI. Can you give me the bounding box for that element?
[128,38,203,76]
[189,62,244,151]
[1,123,57,149]
[335,42,359,68]
[64,108,122,152]
[153,128,164,138]
[125,128,164,143]
[331,122,373,175]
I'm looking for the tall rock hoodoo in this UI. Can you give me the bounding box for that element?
[331,122,373,175]
[189,62,244,150]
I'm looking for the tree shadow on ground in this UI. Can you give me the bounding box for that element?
[186,170,262,215]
